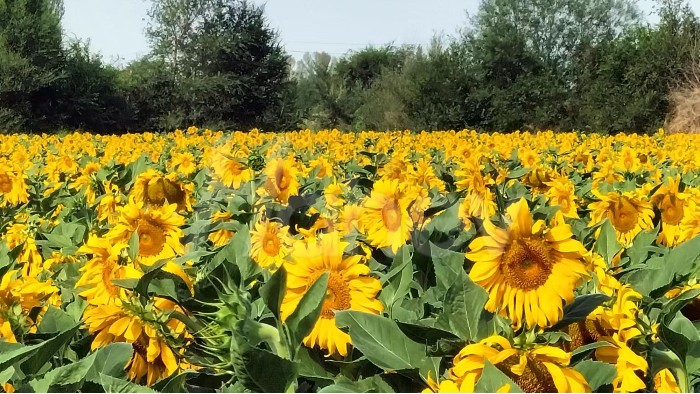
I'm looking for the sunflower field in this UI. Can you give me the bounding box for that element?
[3,127,700,393]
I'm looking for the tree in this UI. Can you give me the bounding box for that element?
[0,0,65,131]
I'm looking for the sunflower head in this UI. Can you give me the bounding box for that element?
[280,232,383,356]
[467,198,588,330]
[589,190,654,245]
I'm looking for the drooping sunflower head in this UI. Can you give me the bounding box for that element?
[280,232,383,357]
[467,198,588,330]
[263,157,299,204]
[358,178,414,253]
[439,335,590,393]
[211,150,252,189]
[249,218,291,270]
[130,169,193,212]
[544,176,578,218]
[83,301,183,387]
[651,176,693,246]
[589,190,654,245]
[108,198,185,266]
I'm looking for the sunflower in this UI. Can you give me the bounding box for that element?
[595,334,648,393]
[249,218,292,270]
[466,198,588,329]
[407,157,446,192]
[83,302,181,386]
[130,169,193,212]
[5,223,43,277]
[263,157,299,204]
[434,335,590,393]
[97,180,124,224]
[323,179,345,209]
[544,176,579,218]
[211,150,252,189]
[592,161,623,188]
[68,161,101,205]
[208,210,235,247]
[654,368,681,393]
[108,199,185,266]
[0,165,29,208]
[168,151,197,176]
[75,235,142,304]
[338,204,362,235]
[454,164,497,222]
[359,178,414,253]
[0,269,58,342]
[651,176,693,246]
[588,190,655,246]
[280,232,383,357]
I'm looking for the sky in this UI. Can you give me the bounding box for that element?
[62,0,700,67]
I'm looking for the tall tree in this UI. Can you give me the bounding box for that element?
[0,0,65,130]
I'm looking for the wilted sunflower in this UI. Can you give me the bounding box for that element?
[433,335,590,393]
[588,190,654,245]
[0,165,29,208]
[249,218,291,270]
[263,157,299,204]
[76,235,141,304]
[208,210,235,247]
[654,368,681,393]
[280,232,383,357]
[83,302,181,386]
[359,178,414,253]
[130,169,193,212]
[651,176,693,246]
[0,269,58,343]
[544,176,579,218]
[108,199,185,266]
[595,334,648,393]
[466,198,588,329]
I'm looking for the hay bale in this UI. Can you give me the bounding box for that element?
[667,60,700,134]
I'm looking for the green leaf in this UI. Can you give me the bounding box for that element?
[475,360,522,392]
[379,245,414,313]
[335,310,426,371]
[570,341,612,364]
[152,371,196,393]
[85,343,134,382]
[237,348,297,392]
[430,242,465,293]
[99,373,156,393]
[441,272,488,341]
[260,265,287,319]
[285,272,328,353]
[595,220,622,266]
[128,230,139,262]
[662,289,700,326]
[574,360,616,391]
[551,294,610,330]
[21,323,80,375]
[319,375,394,393]
[29,342,133,392]
[38,306,77,333]
[296,347,334,381]
[396,321,459,344]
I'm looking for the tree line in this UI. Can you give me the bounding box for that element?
[1,0,698,134]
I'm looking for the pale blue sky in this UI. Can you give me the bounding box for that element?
[62,0,700,67]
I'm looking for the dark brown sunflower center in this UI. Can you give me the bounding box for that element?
[147,178,185,206]
[500,356,557,393]
[660,194,684,225]
[382,199,402,231]
[132,333,149,357]
[610,197,638,233]
[562,320,608,353]
[321,271,351,318]
[0,174,12,193]
[137,220,166,257]
[502,238,552,290]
